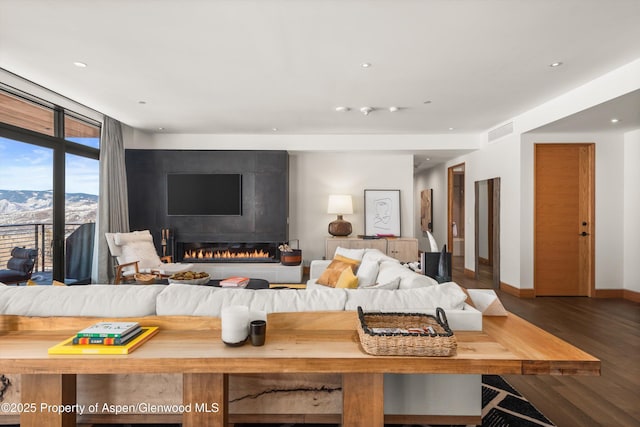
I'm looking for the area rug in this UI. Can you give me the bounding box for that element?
[479,375,555,427]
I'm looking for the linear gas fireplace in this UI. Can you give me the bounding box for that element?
[177,242,280,263]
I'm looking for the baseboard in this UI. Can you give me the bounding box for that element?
[624,289,640,303]
[500,282,535,298]
[464,268,475,279]
[594,288,640,302]
[593,289,623,298]
[479,257,491,265]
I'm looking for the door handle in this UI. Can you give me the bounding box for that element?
[580,231,590,236]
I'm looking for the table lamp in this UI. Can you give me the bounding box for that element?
[327,194,353,237]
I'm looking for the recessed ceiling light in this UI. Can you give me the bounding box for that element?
[73,61,87,68]
[361,62,371,68]
[610,118,620,123]
[335,106,350,112]
[448,127,454,131]
[389,106,399,112]
[360,107,373,116]
[138,101,147,104]
[549,61,563,67]
[272,127,278,132]
[157,127,165,131]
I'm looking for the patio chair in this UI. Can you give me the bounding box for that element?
[105,230,193,284]
[0,247,38,285]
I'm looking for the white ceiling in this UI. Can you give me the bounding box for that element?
[1,0,639,138]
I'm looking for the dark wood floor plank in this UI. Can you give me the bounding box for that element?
[452,257,640,427]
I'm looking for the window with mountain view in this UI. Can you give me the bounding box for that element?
[0,87,100,282]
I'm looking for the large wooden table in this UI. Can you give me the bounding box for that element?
[0,311,599,427]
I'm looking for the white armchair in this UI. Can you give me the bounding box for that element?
[105,230,193,284]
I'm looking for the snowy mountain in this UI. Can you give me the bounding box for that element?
[0,190,98,225]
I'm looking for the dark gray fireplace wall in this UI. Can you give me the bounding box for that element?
[125,150,289,246]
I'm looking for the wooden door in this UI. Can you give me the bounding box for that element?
[535,144,594,296]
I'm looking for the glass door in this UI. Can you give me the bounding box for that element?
[0,137,54,281]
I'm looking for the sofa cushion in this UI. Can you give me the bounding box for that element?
[335,267,359,288]
[361,248,398,264]
[335,247,365,261]
[114,230,153,245]
[316,254,360,287]
[362,277,400,290]
[344,282,467,311]
[0,285,164,317]
[156,284,347,316]
[356,258,379,287]
[7,257,32,273]
[120,241,160,269]
[376,260,437,289]
[375,260,405,284]
[398,272,439,289]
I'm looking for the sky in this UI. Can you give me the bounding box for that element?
[0,136,99,195]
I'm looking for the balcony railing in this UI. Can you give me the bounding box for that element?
[0,223,88,272]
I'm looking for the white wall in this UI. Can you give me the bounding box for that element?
[414,164,447,252]
[446,136,522,287]
[624,129,640,292]
[290,152,414,262]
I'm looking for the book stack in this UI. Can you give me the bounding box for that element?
[48,321,159,355]
[220,276,250,287]
[75,321,142,345]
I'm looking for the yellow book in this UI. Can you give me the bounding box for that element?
[48,326,159,355]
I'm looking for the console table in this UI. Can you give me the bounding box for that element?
[326,237,419,262]
[0,311,599,427]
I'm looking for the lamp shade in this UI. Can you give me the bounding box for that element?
[327,195,353,215]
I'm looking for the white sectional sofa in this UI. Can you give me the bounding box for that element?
[0,248,483,421]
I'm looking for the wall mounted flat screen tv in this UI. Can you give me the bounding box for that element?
[167,174,242,216]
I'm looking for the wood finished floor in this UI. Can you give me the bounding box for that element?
[452,257,640,427]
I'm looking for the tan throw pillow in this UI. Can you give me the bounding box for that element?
[316,254,360,287]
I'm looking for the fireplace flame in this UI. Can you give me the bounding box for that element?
[183,248,271,260]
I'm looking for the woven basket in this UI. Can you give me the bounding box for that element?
[134,273,156,285]
[356,306,457,357]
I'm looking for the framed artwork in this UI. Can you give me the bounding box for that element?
[364,189,401,236]
[420,188,433,232]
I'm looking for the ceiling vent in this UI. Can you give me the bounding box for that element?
[488,122,514,142]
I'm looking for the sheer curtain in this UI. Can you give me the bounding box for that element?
[93,117,130,283]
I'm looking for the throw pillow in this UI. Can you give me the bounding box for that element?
[335,267,359,288]
[316,254,361,287]
[363,277,401,290]
[356,259,379,287]
[334,247,365,262]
